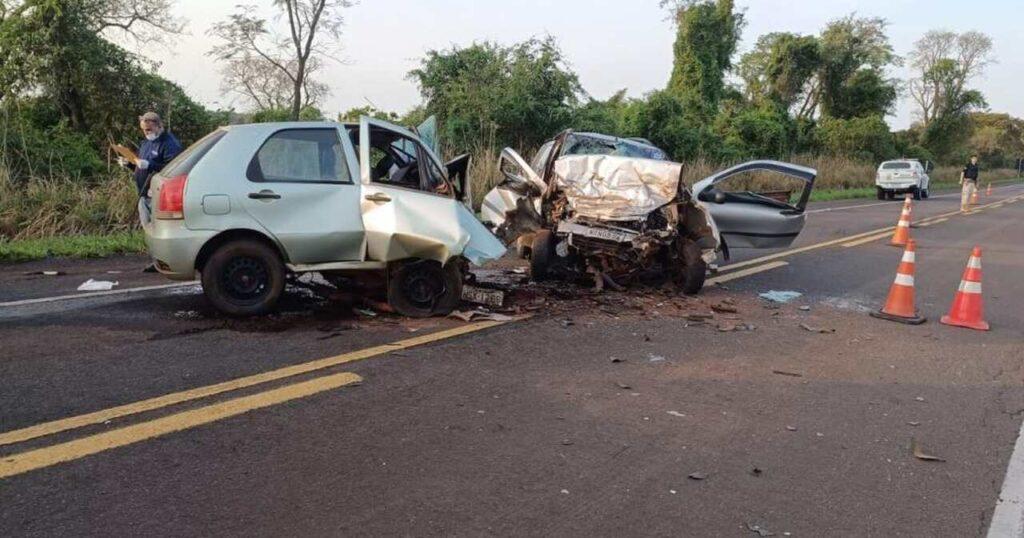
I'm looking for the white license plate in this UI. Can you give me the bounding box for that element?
[557,221,638,243]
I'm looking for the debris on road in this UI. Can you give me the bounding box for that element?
[647,353,666,362]
[911,438,946,462]
[667,411,686,418]
[907,421,921,427]
[77,279,119,291]
[746,522,775,536]
[688,472,707,481]
[798,305,811,311]
[772,369,804,378]
[24,270,65,276]
[799,322,835,333]
[611,356,625,363]
[786,425,798,431]
[615,382,633,390]
[759,290,802,303]
[353,308,378,317]
[712,302,738,314]
[448,310,514,322]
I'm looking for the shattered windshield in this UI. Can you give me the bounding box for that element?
[562,135,668,161]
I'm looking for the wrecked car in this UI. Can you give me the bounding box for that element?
[141,116,504,317]
[481,131,816,293]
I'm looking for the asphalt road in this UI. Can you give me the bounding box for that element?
[2,184,1024,537]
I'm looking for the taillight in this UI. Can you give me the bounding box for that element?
[155,174,187,220]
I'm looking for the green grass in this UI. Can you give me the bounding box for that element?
[0,231,146,263]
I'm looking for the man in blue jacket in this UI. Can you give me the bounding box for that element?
[118,112,183,196]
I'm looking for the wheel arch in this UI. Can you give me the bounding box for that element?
[195,228,287,272]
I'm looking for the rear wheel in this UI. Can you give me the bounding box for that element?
[912,186,922,201]
[387,259,463,318]
[922,187,930,199]
[201,239,285,317]
[876,187,886,200]
[530,230,556,281]
[885,190,895,200]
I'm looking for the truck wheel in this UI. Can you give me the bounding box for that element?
[912,187,922,201]
[387,259,463,318]
[673,240,707,295]
[201,239,285,317]
[530,230,556,281]
[876,187,885,200]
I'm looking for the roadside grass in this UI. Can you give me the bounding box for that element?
[0,231,145,263]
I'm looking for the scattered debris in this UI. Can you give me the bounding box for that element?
[560,489,570,495]
[911,438,946,462]
[560,319,575,327]
[667,411,686,418]
[759,290,802,303]
[772,369,804,378]
[750,467,763,476]
[688,472,707,481]
[915,396,926,402]
[448,310,514,322]
[687,313,715,322]
[786,425,798,432]
[77,279,118,291]
[717,323,738,332]
[907,421,921,427]
[799,322,835,334]
[798,305,811,311]
[24,270,65,276]
[560,439,574,446]
[670,489,677,495]
[353,308,378,317]
[615,382,632,390]
[746,523,775,537]
[461,285,505,308]
[647,353,666,363]
[711,303,738,314]
[611,356,625,363]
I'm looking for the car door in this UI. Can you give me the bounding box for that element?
[480,148,546,244]
[691,160,816,249]
[358,116,506,265]
[241,126,365,264]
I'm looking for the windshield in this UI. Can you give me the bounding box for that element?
[562,134,668,161]
[881,162,912,170]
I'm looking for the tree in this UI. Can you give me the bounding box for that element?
[663,0,744,119]
[908,30,994,128]
[218,54,329,112]
[738,32,821,113]
[815,15,899,119]
[209,0,352,120]
[408,37,581,149]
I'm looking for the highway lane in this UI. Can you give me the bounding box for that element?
[2,184,1024,536]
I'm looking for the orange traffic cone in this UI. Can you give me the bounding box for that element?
[890,198,913,246]
[986,183,993,196]
[971,189,979,205]
[940,246,990,331]
[871,239,926,324]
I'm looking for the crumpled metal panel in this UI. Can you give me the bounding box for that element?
[361,191,507,266]
[553,155,683,221]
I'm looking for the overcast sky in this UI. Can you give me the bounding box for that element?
[147,0,1021,130]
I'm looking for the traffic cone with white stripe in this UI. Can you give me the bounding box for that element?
[940,246,990,331]
[871,239,926,324]
[889,197,913,246]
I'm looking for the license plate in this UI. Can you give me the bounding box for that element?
[557,221,638,243]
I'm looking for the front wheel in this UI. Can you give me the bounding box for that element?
[387,259,463,318]
[876,187,886,200]
[201,239,286,317]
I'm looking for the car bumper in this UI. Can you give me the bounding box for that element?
[878,183,920,192]
[142,215,215,281]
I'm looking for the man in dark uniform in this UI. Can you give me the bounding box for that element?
[118,112,183,271]
[960,154,980,212]
[118,112,183,196]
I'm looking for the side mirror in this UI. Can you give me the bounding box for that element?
[699,188,727,204]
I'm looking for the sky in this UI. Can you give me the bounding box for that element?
[144,0,1022,130]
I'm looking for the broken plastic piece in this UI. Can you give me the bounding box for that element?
[759,290,803,303]
[77,279,119,291]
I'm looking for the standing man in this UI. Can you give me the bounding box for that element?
[118,112,183,196]
[960,154,980,212]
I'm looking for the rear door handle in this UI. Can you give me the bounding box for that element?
[364,193,392,203]
[248,190,281,200]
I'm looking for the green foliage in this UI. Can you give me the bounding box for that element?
[739,33,821,109]
[967,113,1024,168]
[715,102,797,159]
[817,115,896,162]
[0,101,103,181]
[665,0,744,119]
[817,15,899,119]
[338,106,400,123]
[409,37,581,149]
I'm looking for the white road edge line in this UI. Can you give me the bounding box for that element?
[807,184,1023,214]
[0,281,199,308]
[988,417,1024,537]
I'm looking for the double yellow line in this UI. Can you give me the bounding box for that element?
[0,320,513,479]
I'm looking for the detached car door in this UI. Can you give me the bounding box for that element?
[358,116,505,265]
[241,127,365,263]
[691,160,816,249]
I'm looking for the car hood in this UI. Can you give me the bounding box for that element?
[552,155,683,221]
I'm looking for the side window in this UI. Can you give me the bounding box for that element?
[248,129,351,184]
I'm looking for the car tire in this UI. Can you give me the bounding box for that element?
[201,239,285,317]
[885,190,895,200]
[922,188,930,199]
[912,187,922,201]
[876,187,886,200]
[387,259,463,318]
[673,240,707,295]
[530,230,556,281]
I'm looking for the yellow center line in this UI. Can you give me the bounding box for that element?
[842,232,893,248]
[0,372,363,480]
[920,217,949,227]
[707,261,788,285]
[0,320,515,447]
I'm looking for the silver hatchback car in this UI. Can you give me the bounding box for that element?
[141,117,505,317]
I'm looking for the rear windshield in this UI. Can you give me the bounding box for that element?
[162,129,227,177]
[881,162,912,170]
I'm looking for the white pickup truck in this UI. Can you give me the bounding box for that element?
[876,159,932,200]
